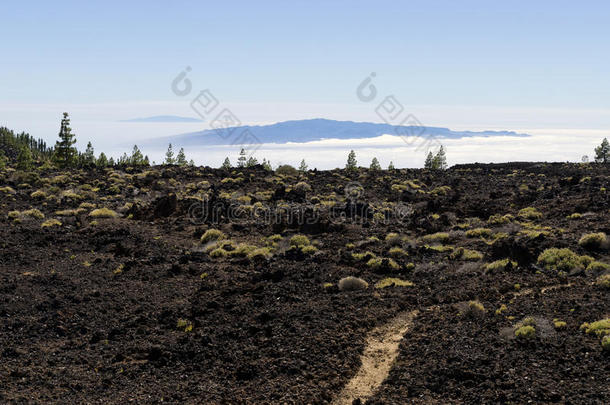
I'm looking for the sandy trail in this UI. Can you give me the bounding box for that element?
[332,309,419,405]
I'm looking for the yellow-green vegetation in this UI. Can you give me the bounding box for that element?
[88,208,119,218]
[41,219,62,228]
[537,248,592,272]
[385,232,401,245]
[463,300,486,316]
[424,244,454,253]
[566,213,582,220]
[422,232,450,243]
[289,234,311,247]
[113,264,125,275]
[518,207,542,220]
[388,246,409,258]
[578,232,607,250]
[596,273,610,288]
[201,229,226,243]
[8,211,20,219]
[338,276,368,291]
[586,261,610,272]
[79,202,96,209]
[227,243,257,257]
[450,247,483,261]
[247,247,272,260]
[487,213,514,225]
[268,234,283,242]
[515,325,536,340]
[429,185,451,196]
[580,319,610,337]
[495,304,508,315]
[22,208,44,219]
[465,228,493,238]
[366,257,399,270]
[602,335,610,351]
[30,190,46,199]
[209,248,228,258]
[176,319,193,332]
[485,258,517,271]
[374,277,414,289]
[553,319,567,329]
[55,209,78,216]
[0,186,16,194]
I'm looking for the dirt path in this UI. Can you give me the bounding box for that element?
[332,309,419,405]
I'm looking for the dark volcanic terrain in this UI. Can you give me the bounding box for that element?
[1,162,609,404]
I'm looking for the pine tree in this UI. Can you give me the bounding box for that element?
[299,159,308,172]
[97,152,108,168]
[130,145,144,166]
[221,157,232,169]
[388,161,395,170]
[262,158,272,171]
[346,150,357,171]
[176,148,188,166]
[17,146,33,170]
[433,146,447,170]
[164,144,175,165]
[83,142,95,166]
[424,152,434,169]
[370,157,381,170]
[189,159,195,166]
[108,157,116,166]
[246,156,258,167]
[144,156,150,166]
[594,138,610,163]
[54,112,78,168]
[237,149,247,168]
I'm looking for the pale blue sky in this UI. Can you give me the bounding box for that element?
[0,1,609,168]
[1,0,608,107]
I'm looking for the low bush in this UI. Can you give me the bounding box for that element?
[22,208,44,219]
[518,207,542,220]
[338,276,368,291]
[485,258,517,271]
[422,232,450,243]
[41,219,62,228]
[465,228,493,238]
[515,325,536,340]
[374,277,413,289]
[289,234,311,247]
[201,229,226,243]
[578,232,607,250]
[88,208,119,218]
[596,274,610,288]
[366,257,399,270]
[537,248,590,272]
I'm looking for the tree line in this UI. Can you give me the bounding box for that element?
[2,114,610,171]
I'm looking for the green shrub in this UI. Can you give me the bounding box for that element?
[366,257,399,270]
[587,261,610,272]
[580,319,610,337]
[290,234,311,247]
[23,208,44,219]
[30,190,46,199]
[388,246,409,258]
[515,325,536,339]
[578,232,607,250]
[485,258,517,271]
[596,274,610,288]
[467,300,486,315]
[566,213,582,220]
[88,208,119,218]
[465,228,493,238]
[451,247,483,261]
[247,247,272,261]
[602,335,610,351]
[518,207,542,220]
[209,248,228,258]
[537,248,589,272]
[201,229,226,243]
[338,276,368,291]
[375,277,413,289]
[553,319,567,329]
[487,213,514,225]
[422,232,450,243]
[41,219,62,228]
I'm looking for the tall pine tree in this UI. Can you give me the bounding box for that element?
[54,112,78,168]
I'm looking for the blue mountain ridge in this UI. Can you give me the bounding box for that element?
[143,118,529,146]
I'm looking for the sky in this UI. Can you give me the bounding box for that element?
[1,1,609,167]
